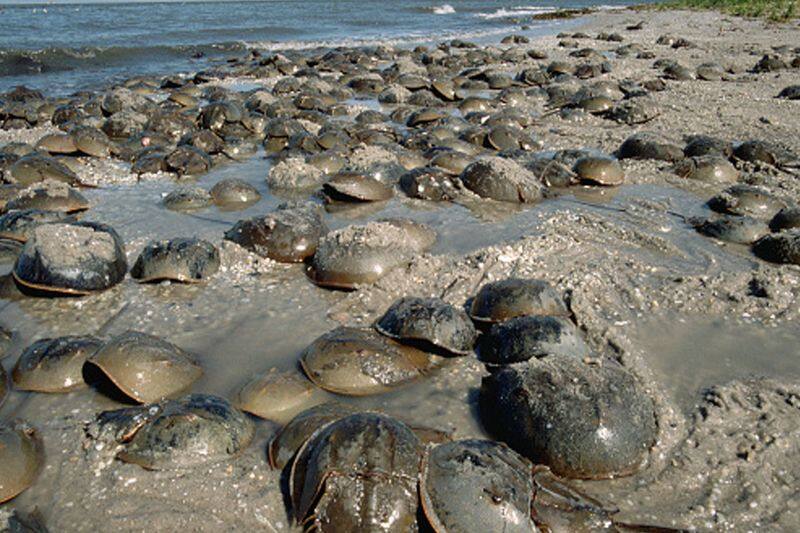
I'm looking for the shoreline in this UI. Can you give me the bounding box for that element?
[1,6,800,531]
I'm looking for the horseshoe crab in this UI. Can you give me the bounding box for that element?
[399,166,459,201]
[162,186,212,211]
[281,409,626,531]
[420,439,537,533]
[322,172,393,203]
[308,220,435,290]
[769,207,800,232]
[224,203,327,263]
[617,132,683,162]
[13,221,127,296]
[603,97,659,125]
[8,154,80,186]
[408,108,447,127]
[71,125,113,158]
[87,331,203,403]
[777,85,800,100]
[269,402,358,469]
[733,140,798,168]
[86,394,254,470]
[694,215,770,244]
[480,354,657,479]
[166,146,212,176]
[0,209,72,242]
[431,78,457,102]
[430,150,473,176]
[289,413,422,532]
[0,421,43,503]
[308,152,346,175]
[753,229,800,265]
[2,181,89,214]
[707,185,787,219]
[207,178,260,207]
[131,238,220,283]
[525,157,578,188]
[374,296,477,356]
[478,315,588,365]
[673,155,739,183]
[235,369,325,424]
[460,156,544,203]
[299,326,438,396]
[12,335,103,392]
[573,156,624,186]
[36,133,78,155]
[470,278,568,326]
[486,125,533,152]
[683,135,733,158]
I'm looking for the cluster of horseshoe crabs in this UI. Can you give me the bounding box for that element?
[0,6,799,531]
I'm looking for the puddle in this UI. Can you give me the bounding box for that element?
[631,315,800,410]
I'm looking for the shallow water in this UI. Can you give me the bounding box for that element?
[631,315,800,411]
[1,139,797,529]
[0,156,778,413]
[0,0,651,93]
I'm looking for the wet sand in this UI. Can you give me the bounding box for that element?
[2,7,800,531]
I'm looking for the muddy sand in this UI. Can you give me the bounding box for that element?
[2,7,800,532]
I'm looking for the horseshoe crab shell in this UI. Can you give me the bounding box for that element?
[707,185,787,219]
[224,204,327,263]
[573,156,624,186]
[673,155,738,183]
[470,278,569,325]
[12,335,103,392]
[0,209,73,243]
[235,369,325,424]
[420,439,537,533]
[399,166,459,201]
[289,413,422,532]
[268,402,359,469]
[209,178,261,208]
[694,215,770,245]
[480,354,657,479]
[130,238,220,284]
[87,331,203,403]
[89,394,254,470]
[753,229,800,265]
[375,297,478,356]
[307,220,435,290]
[2,181,89,214]
[322,172,393,203]
[460,156,544,203]
[71,125,113,158]
[36,133,78,155]
[9,154,80,187]
[478,315,589,365]
[162,186,213,211]
[300,326,438,396]
[13,221,127,296]
[769,207,800,232]
[0,421,43,503]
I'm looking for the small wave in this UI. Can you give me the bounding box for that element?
[245,26,533,53]
[433,4,456,15]
[0,42,244,78]
[475,5,557,20]
[595,5,628,10]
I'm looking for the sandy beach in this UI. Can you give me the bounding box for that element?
[1,5,800,531]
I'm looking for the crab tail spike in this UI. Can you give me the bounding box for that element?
[533,466,618,515]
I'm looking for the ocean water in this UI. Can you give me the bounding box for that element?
[0,0,646,94]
